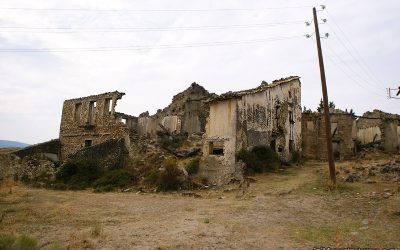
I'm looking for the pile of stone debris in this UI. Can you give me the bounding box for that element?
[343,160,400,184]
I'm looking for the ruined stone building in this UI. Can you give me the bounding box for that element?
[302,110,356,160]
[200,76,302,184]
[137,83,215,137]
[356,110,400,152]
[302,109,400,160]
[59,84,214,161]
[59,91,135,161]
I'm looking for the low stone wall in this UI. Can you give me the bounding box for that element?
[13,139,60,159]
[68,138,130,170]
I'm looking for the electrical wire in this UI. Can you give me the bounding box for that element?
[0,6,313,12]
[0,34,304,52]
[326,10,384,88]
[323,41,383,93]
[0,21,304,33]
[323,51,386,98]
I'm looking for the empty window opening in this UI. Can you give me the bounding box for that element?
[89,101,97,124]
[288,91,292,98]
[331,122,338,136]
[209,141,224,156]
[289,140,294,153]
[104,98,112,114]
[85,140,92,147]
[74,103,82,121]
[289,111,294,123]
[270,140,276,152]
[121,118,127,124]
[278,146,283,153]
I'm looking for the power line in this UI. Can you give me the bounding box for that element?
[323,41,383,93]
[0,34,303,52]
[0,21,304,33]
[326,10,383,88]
[324,51,386,98]
[0,6,313,12]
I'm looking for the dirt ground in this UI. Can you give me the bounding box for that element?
[1,156,399,250]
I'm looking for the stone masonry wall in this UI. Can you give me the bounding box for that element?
[302,112,356,160]
[59,91,131,161]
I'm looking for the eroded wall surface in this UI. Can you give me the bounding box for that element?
[59,91,131,161]
[201,99,238,184]
[236,79,302,160]
[201,77,302,184]
[356,110,400,152]
[136,83,214,137]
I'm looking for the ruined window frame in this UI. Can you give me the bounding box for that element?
[104,98,112,115]
[84,139,92,147]
[88,101,97,124]
[209,141,224,156]
[74,103,82,122]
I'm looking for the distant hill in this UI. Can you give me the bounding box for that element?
[0,140,30,148]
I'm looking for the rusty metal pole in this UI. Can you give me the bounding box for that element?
[313,7,336,185]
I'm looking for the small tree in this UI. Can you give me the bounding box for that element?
[317,99,324,112]
[317,99,335,112]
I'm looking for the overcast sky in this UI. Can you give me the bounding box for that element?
[0,0,398,144]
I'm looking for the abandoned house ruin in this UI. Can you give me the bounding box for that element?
[56,78,399,186]
[200,76,302,184]
[302,109,400,160]
[356,110,400,152]
[302,110,356,160]
[59,91,135,161]
[59,83,214,161]
[137,82,215,137]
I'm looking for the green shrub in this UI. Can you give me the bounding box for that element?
[157,159,185,191]
[15,235,37,250]
[157,133,186,149]
[0,234,37,250]
[93,169,135,189]
[185,157,200,175]
[144,169,159,185]
[55,158,101,190]
[291,151,301,163]
[236,145,280,174]
[0,234,16,249]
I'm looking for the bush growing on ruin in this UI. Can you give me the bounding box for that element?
[55,158,102,190]
[291,151,301,163]
[157,159,185,191]
[157,132,186,149]
[93,169,136,191]
[236,145,280,174]
[144,169,159,185]
[185,157,200,175]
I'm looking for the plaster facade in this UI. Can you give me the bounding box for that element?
[201,76,302,184]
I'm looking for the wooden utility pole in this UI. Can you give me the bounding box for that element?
[313,7,336,185]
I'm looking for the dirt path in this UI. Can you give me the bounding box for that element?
[1,158,399,249]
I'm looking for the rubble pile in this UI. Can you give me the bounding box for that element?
[343,160,400,183]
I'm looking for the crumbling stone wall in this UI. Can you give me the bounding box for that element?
[201,77,302,184]
[137,83,215,137]
[13,139,60,160]
[68,138,130,170]
[356,110,400,152]
[59,91,132,161]
[302,112,356,160]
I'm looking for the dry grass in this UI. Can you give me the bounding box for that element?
[0,156,399,249]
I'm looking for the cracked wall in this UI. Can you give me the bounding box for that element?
[201,77,302,184]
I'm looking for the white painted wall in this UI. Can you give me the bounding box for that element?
[357,126,381,144]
